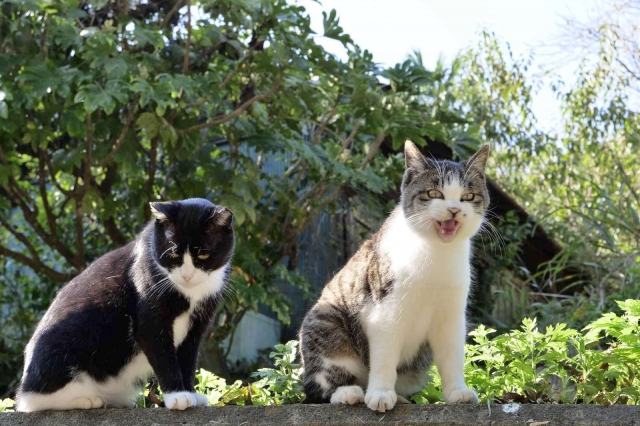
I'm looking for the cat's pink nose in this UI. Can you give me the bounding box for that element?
[448,207,461,217]
[182,270,195,282]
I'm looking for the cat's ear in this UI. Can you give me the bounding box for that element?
[404,140,427,171]
[462,144,490,174]
[149,201,178,222]
[210,206,233,228]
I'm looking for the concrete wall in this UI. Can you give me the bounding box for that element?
[3,404,640,426]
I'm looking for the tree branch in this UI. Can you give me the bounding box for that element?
[38,150,57,237]
[342,119,361,151]
[295,186,342,235]
[0,245,73,282]
[103,217,128,247]
[160,0,185,29]
[259,203,287,244]
[182,0,191,75]
[616,58,640,81]
[0,147,35,210]
[74,197,85,269]
[40,14,49,59]
[97,97,138,168]
[183,98,207,110]
[359,129,387,170]
[0,215,40,262]
[44,150,74,197]
[94,164,128,247]
[145,137,159,221]
[83,114,93,194]
[313,105,337,145]
[0,146,81,268]
[612,149,640,208]
[178,69,285,135]
[220,46,255,90]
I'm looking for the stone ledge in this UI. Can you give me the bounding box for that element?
[2,404,639,426]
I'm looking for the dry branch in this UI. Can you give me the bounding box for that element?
[178,70,285,135]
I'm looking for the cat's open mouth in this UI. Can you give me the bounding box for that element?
[435,219,460,240]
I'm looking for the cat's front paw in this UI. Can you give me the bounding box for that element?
[330,385,365,405]
[444,387,478,404]
[163,392,197,410]
[191,392,209,407]
[365,389,397,412]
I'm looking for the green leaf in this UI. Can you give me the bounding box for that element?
[91,0,109,10]
[136,112,160,138]
[322,9,353,47]
[104,58,128,78]
[0,101,7,119]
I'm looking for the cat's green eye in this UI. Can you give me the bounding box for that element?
[198,253,210,260]
[169,252,180,259]
[461,193,482,202]
[427,189,444,199]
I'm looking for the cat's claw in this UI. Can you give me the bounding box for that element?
[444,387,478,404]
[163,392,197,410]
[191,392,209,407]
[365,389,397,412]
[330,385,365,405]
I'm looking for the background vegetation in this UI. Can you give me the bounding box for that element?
[0,0,638,405]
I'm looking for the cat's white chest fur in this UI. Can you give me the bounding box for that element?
[173,311,192,347]
[362,212,471,366]
[171,263,227,347]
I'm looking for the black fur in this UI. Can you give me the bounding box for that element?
[18,198,234,408]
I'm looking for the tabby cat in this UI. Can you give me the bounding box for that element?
[299,141,489,412]
[17,198,234,412]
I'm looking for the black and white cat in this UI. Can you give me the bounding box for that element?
[16,198,234,412]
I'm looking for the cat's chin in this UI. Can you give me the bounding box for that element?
[169,271,210,289]
[173,277,208,289]
[175,280,200,289]
[436,233,457,243]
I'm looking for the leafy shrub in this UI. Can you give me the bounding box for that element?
[193,340,304,406]
[250,341,305,405]
[413,299,640,405]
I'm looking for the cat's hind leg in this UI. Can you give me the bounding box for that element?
[304,358,367,404]
[299,309,368,404]
[17,380,104,412]
[395,370,428,403]
[395,342,433,402]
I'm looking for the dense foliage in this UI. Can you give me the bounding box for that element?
[0,0,477,393]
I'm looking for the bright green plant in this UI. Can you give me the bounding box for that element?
[250,340,304,405]
[418,299,640,405]
[192,340,304,406]
[0,398,14,412]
